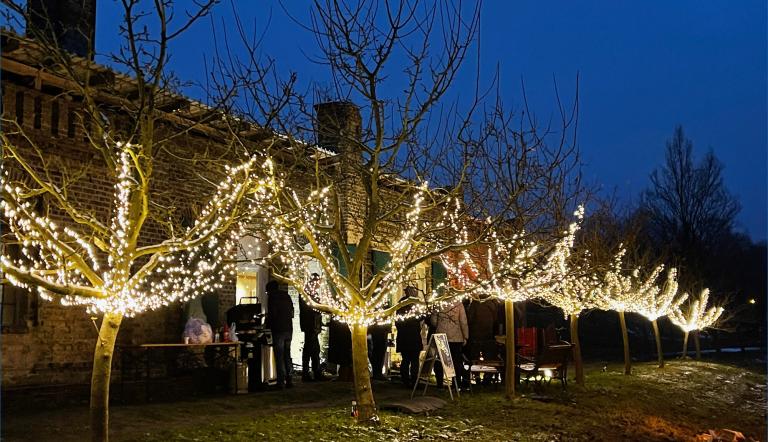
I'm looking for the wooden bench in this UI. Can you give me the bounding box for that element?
[516,342,572,391]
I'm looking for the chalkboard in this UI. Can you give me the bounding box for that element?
[411,333,460,400]
[432,333,455,378]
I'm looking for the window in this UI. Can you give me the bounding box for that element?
[1,243,33,333]
[1,198,44,333]
[431,260,447,295]
[67,108,76,138]
[82,114,91,142]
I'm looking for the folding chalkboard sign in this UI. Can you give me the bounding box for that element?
[410,333,460,400]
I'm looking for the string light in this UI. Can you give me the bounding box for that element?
[668,288,724,332]
[438,206,586,309]
[600,247,665,313]
[256,181,501,326]
[632,268,686,321]
[1,141,279,317]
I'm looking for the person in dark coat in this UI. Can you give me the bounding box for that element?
[467,295,501,361]
[467,295,502,384]
[327,318,352,378]
[369,322,390,380]
[300,274,325,382]
[266,280,294,388]
[396,286,423,387]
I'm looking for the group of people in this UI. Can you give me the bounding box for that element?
[264,276,327,389]
[396,291,504,389]
[266,277,505,390]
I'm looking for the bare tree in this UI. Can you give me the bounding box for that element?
[0,2,277,441]
[217,0,582,421]
[642,126,740,287]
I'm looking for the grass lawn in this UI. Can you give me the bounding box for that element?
[3,358,765,441]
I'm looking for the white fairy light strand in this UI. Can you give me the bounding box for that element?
[668,288,724,332]
[0,141,279,317]
[262,182,490,326]
[436,205,588,316]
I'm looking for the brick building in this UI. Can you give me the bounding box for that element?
[1,2,445,396]
[0,0,265,391]
[0,46,242,390]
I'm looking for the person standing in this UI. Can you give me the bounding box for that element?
[300,274,326,382]
[369,322,390,381]
[396,286,423,387]
[467,295,501,361]
[266,280,294,388]
[467,295,501,384]
[431,300,469,389]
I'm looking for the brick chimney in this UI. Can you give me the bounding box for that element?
[314,101,362,156]
[27,0,97,59]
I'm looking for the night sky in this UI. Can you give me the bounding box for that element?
[95,1,767,241]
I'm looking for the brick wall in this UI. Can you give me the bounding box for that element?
[0,81,237,388]
[0,79,438,389]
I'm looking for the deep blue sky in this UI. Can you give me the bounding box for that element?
[95,1,767,241]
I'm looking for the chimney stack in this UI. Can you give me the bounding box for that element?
[27,0,97,59]
[314,101,362,155]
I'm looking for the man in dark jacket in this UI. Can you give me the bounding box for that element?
[369,322,390,381]
[396,286,423,387]
[467,295,501,385]
[300,274,325,382]
[467,295,501,362]
[266,280,294,388]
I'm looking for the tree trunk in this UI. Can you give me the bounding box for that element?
[504,299,515,399]
[90,312,123,442]
[682,331,689,359]
[652,319,664,368]
[694,331,701,360]
[619,311,631,375]
[350,323,377,424]
[570,314,584,385]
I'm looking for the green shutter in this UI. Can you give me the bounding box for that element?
[332,244,356,277]
[371,250,391,274]
[431,261,447,294]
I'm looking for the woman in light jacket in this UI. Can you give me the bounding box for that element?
[430,300,469,388]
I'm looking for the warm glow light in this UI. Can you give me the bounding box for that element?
[440,206,586,308]
[0,141,279,317]
[669,289,724,333]
[257,181,476,325]
[631,268,686,322]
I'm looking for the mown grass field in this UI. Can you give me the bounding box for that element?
[3,358,765,441]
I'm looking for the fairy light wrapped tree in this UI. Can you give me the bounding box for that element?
[0,140,278,439]
[669,289,724,359]
[257,179,490,421]
[0,2,282,440]
[601,248,665,375]
[631,268,686,368]
[542,247,604,386]
[439,206,585,397]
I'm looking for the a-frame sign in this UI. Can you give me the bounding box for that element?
[410,333,459,400]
